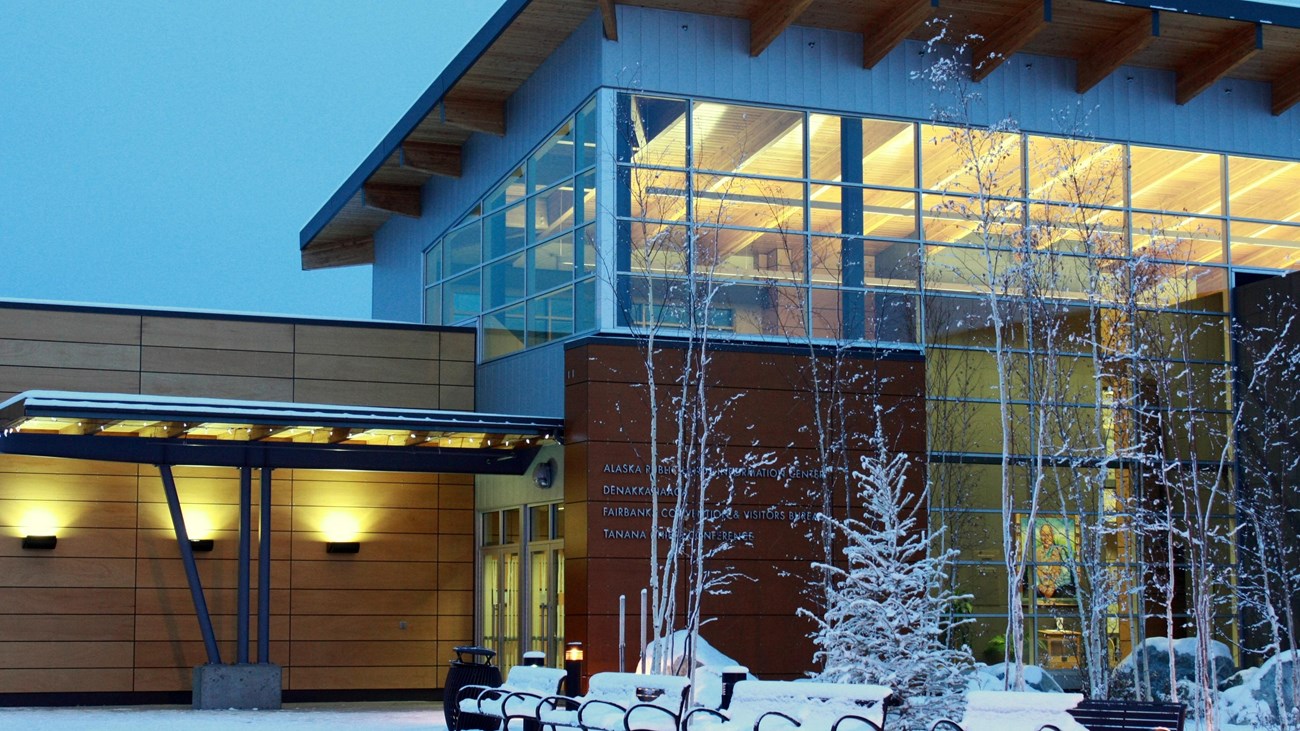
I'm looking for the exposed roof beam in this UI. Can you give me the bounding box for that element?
[439,94,506,136]
[1076,10,1158,94]
[400,141,462,178]
[1272,68,1300,116]
[749,0,816,57]
[362,183,422,218]
[598,0,618,41]
[972,0,1051,83]
[863,0,938,70]
[1175,22,1261,105]
[301,236,375,271]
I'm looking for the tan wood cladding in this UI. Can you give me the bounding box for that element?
[0,457,475,694]
[0,303,474,409]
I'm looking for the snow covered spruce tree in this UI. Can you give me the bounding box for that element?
[801,425,973,729]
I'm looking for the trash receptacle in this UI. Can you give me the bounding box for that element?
[444,646,503,731]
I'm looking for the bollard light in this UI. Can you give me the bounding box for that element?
[564,642,584,697]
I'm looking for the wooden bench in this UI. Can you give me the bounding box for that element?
[1055,699,1186,731]
[456,664,569,731]
[535,672,691,731]
[683,680,896,731]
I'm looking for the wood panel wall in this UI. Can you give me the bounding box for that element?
[0,302,479,696]
[563,339,927,680]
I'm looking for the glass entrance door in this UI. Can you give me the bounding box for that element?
[480,503,565,666]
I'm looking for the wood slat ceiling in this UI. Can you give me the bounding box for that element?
[302,0,1300,270]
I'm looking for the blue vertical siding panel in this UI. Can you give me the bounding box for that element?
[601,5,1299,161]
[475,342,566,416]
[371,11,605,321]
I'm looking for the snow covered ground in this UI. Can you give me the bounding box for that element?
[0,702,447,730]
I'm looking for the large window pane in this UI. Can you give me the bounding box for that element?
[575,98,597,170]
[620,95,687,168]
[531,122,574,193]
[809,115,914,188]
[577,169,596,225]
[693,102,803,178]
[530,233,575,293]
[1132,214,1224,263]
[485,254,526,309]
[1228,155,1300,222]
[424,242,443,284]
[533,179,576,242]
[810,237,919,289]
[576,277,596,333]
[625,222,688,275]
[811,288,918,343]
[528,287,574,347]
[1027,135,1125,208]
[626,167,687,221]
[444,271,481,325]
[1028,205,1127,256]
[444,224,481,276]
[694,175,804,231]
[1230,221,1300,270]
[579,224,596,276]
[921,124,1023,197]
[485,202,527,260]
[923,194,1023,247]
[484,305,526,359]
[424,285,441,325]
[486,167,525,212]
[694,228,805,284]
[1130,146,1222,215]
[809,186,917,239]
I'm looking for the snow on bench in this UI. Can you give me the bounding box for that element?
[929,691,1088,731]
[456,664,568,731]
[683,680,896,731]
[536,672,691,731]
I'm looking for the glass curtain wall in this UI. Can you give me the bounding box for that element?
[612,91,1300,673]
[423,97,599,360]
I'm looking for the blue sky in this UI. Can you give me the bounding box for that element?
[0,1,504,320]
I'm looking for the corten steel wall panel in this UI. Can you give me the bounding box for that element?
[0,303,480,697]
[371,11,605,322]
[602,5,1300,160]
[563,340,926,680]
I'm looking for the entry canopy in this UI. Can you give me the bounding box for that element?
[0,390,563,474]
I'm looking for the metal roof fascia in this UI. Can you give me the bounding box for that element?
[1085,0,1300,28]
[299,0,537,250]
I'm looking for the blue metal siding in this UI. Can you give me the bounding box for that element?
[475,341,566,416]
[371,10,605,322]
[602,5,1300,159]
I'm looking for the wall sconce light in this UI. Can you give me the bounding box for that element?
[20,508,58,550]
[322,513,361,554]
[21,535,56,550]
[189,538,215,552]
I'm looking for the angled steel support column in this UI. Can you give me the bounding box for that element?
[257,467,272,664]
[237,466,252,664]
[158,464,222,665]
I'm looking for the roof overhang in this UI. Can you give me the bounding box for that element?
[0,391,563,473]
[299,0,1300,271]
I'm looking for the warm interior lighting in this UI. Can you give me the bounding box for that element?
[564,642,584,663]
[322,513,360,543]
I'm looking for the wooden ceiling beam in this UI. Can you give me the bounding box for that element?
[863,0,938,70]
[362,183,422,218]
[1076,10,1158,94]
[301,236,375,271]
[1175,23,1261,105]
[598,0,618,41]
[401,141,462,178]
[439,94,506,136]
[1272,68,1300,116]
[749,0,816,57]
[972,0,1051,83]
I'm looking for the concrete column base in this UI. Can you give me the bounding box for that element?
[192,663,283,710]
